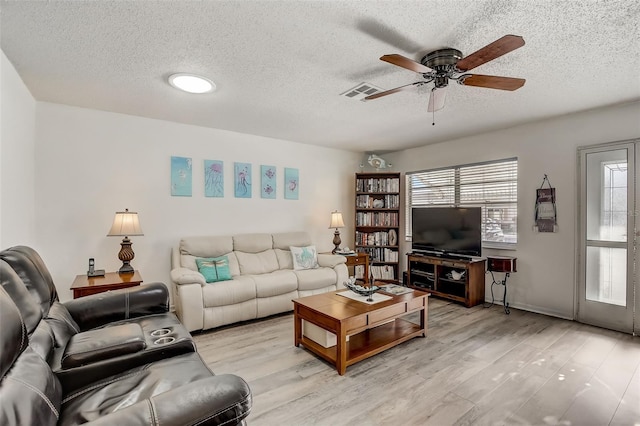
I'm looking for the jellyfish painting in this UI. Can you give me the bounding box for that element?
[260,165,276,199]
[171,156,192,197]
[234,162,252,198]
[284,167,299,200]
[204,160,224,197]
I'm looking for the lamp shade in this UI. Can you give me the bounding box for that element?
[107,209,143,237]
[329,211,345,229]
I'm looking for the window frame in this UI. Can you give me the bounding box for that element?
[405,157,518,250]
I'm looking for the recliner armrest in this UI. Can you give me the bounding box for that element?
[87,375,252,426]
[64,282,170,331]
[61,323,145,369]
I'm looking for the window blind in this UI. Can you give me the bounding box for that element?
[406,158,518,246]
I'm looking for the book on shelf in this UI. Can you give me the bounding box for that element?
[355,211,399,227]
[370,264,396,280]
[358,247,399,262]
[355,194,400,209]
[356,177,400,193]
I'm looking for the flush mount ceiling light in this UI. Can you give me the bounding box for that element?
[168,73,216,94]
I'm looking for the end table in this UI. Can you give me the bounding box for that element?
[337,252,369,284]
[71,271,143,299]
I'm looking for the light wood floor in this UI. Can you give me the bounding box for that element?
[193,298,640,426]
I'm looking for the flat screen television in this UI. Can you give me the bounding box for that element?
[411,207,482,258]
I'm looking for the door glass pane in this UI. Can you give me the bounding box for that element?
[586,246,626,306]
[586,150,627,242]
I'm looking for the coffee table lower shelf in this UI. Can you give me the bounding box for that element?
[298,318,423,368]
[293,290,428,375]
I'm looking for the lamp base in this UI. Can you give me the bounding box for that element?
[118,263,134,274]
[331,229,342,254]
[117,236,136,275]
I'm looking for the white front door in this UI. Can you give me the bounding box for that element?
[577,140,638,334]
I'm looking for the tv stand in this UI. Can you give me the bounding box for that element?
[406,253,486,307]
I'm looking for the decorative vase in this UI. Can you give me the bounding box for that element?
[389,229,397,246]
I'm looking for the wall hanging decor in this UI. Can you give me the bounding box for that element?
[234,162,252,198]
[204,160,224,197]
[171,156,192,197]
[534,174,557,232]
[260,165,276,199]
[284,167,299,200]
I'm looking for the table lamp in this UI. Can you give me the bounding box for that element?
[107,209,143,274]
[329,210,345,254]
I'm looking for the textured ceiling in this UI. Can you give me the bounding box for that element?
[1,1,639,152]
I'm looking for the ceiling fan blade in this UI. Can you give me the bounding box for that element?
[380,54,432,74]
[427,87,447,112]
[459,74,526,91]
[456,35,525,72]
[364,82,423,100]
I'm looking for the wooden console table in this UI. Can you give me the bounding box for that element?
[293,289,428,375]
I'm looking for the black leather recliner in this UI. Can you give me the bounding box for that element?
[0,266,252,425]
[0,246,196,392]
[0,254,252,425]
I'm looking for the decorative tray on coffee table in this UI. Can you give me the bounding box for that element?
[344,277,380,302]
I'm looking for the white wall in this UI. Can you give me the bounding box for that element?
[386,101,640,319]
[34,102,361,301]
[0,50,37,248]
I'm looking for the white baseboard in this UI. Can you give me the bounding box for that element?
[485,299,574,321]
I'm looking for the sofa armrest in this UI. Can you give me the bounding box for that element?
[317,254,346,268]
[64,282,170,331]
[171,267,206,286]
[87,375,252,426]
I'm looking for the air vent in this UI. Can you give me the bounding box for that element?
[340,82,384,101]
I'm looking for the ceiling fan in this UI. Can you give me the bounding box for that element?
[364,35,526,112]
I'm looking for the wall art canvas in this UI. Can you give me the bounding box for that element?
[260,165,276,199]
[234,162,252,198]
[171,156,192,197]
[284,167,299,200]
[204,160,224,197]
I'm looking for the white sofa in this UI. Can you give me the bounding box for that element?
[170,232,348,332]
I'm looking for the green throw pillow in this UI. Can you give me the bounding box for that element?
[196,256,232,283]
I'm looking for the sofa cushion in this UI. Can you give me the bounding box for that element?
[0,246,58,317]
[294,267,338,291]
[252,270,298,298]
[233,233,273,253]
[275,248,294,269]
[0,346,62,426]
[235,250,279,275]
[196,256,232,283]
[0,260,43,337]
[202,276,256,308]
[180,236,233,258]
[272,232,312,249]
[0,286,62,426]
[290,245,319,270]
[59,352,215,425]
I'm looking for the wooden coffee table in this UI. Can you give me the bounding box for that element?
[293,289,429,375]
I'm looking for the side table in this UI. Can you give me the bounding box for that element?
[485,256,517,314]
[337,252,369,284]
[71,271,143,299]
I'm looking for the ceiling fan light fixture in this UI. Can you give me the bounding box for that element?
[168,73,216,94]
